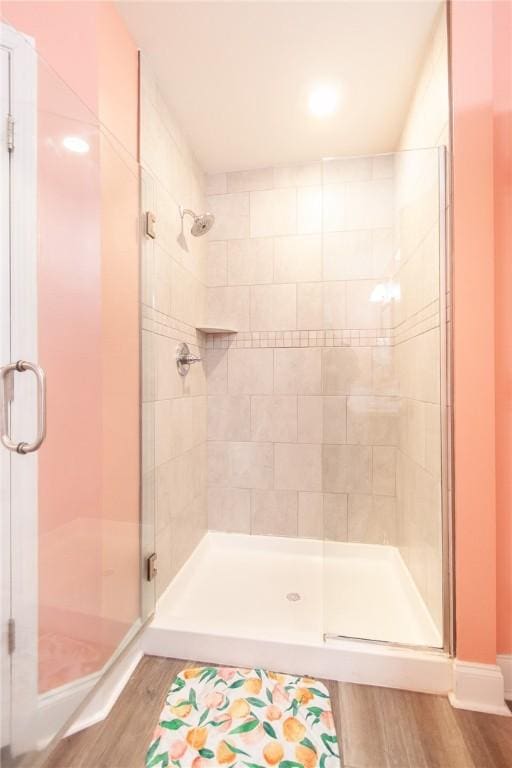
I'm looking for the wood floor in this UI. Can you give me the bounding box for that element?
[43,656,512,768]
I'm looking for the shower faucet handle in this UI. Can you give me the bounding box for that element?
[176,342,202,376]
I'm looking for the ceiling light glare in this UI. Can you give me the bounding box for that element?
[62,136,90,154]
[308,85,339,117]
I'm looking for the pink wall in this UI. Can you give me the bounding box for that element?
[2,1,140,690]
[493,0,512,656]
[451,0,512,662]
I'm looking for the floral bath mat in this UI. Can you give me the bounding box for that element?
[145,665,340,768]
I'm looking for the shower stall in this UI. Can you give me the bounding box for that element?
[140,108,452,687]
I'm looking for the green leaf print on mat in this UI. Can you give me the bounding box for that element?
[229,718,260,735]
[159,719,188,730]
[263,721,278,738]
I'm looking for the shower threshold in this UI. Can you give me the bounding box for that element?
[143,532,451,695]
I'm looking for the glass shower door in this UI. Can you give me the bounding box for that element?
[321,148,448,650]
[0,21,142,762]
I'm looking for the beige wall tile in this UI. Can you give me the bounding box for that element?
[346,280,384,329]
[170,258,205,328]
[141,62,209,599]
[251,395,298,442]
[323,179,393,232]
[156,446,205,533]
[297,186,322,234]
[322,348,372,395]
[169,493,207,582]
[250,188,297,237]
[207,241,228,287]
[323,493,348,541]
[208,486,251,533]
[347,396,399,446]
[208,441,229,486]
[425,402,442,479]
[228,348,274,394]
[142,330,156,403]
[298,492,324,538]
[373,446,397,496]
[206,349,228,395]
[250,284,297,331]
[142,402,155,474]
[156,396,206,463]
[230,441,274,489]
[208,395,251,441]
[297,283,323,329]
[208,285,250,330]
[406,398,426,467]
[323,444,371,493]
[275,443,322,491]
[208,192,250,240]
[155,334,185,400]
[154,399,172,466]
[323,230,373,282]
[206,173,227,195]
[251,490,298,536]
[323,396,347,444]
[348,494,397,544]
[275,348,322,394]
[152,245,172,316]
[372,347,399,397]
[298,396,323,443]
[323,156,373,184]
[227,167,274,193]
[273,163,321,188]
[274,235,322,283]
[372,154,394,179]
[227,238,274,285]
[323,282,347,329]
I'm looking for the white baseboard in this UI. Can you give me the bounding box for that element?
[449,659,511,716]
[497,654,512,701]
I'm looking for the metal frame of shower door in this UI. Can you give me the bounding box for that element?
[0,21,39,756]
[0,31,11,754]
[438,144,454,658]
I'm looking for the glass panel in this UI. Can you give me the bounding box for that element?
[322,148,445,649]
[0,22,144,761]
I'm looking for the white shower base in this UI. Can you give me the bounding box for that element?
[143,531,450,694]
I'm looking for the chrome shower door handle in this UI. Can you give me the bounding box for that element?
[0,360,46,454]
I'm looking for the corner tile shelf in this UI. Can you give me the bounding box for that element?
[196,326,238,335]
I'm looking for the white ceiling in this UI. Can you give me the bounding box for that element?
[117,0,443,174]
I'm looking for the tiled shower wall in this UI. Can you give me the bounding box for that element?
[394,6,450,633]
[140,59,208,599]
[205,160,401,542]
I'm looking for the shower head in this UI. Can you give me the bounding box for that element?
[180,206,215,237]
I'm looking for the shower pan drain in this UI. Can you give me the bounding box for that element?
[286,592,301,602]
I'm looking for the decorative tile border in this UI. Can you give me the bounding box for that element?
[142,301,443,351]
[205,329,393,350]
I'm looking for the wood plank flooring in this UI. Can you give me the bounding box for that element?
[43,656,512,768]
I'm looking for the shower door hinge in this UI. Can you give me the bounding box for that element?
[145,211,156,239]
[146,552,157,582]
[7,619,15,655]
[6,114,14,152]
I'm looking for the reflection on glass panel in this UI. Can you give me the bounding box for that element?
[0,21,143,761]
[322,148,445,650]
